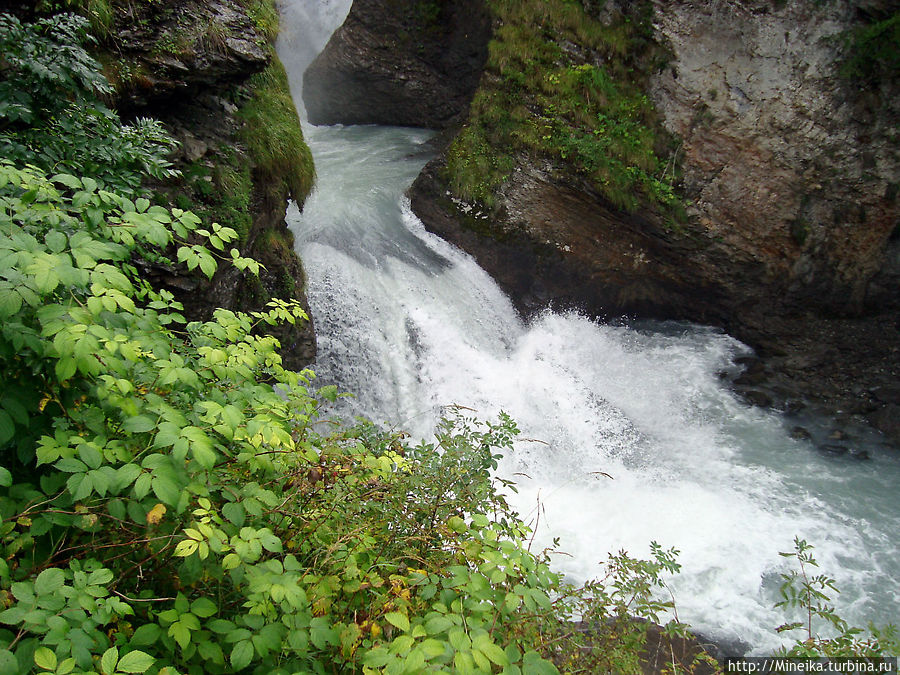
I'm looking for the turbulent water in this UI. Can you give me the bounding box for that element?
[277,0,900,653]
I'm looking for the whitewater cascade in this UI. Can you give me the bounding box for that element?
[277,0,900,652]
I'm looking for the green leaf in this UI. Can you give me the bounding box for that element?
[129,623,161,647]
[34,647,58,671]
[78,443,103,470]
[191,597,217,618]
[46,230,67,253]
[34,567,66,595]
[101,647,118,675]
[230,640,253,671]
[384,611,410,633]
[0,467,11,488]
[0,650,19,674]
[425,615,454,635]
[222,502,245,527]
[116,650,155,673]
[0,411,13,446]
[123,415,156,434]
[361,648,391,668]
[168,621,192,649]
[0,288,22,319]
[51,173,81,189]
[475,639,508,667]
[522,651,559,675]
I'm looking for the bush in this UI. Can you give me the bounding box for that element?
[0,12,178,193]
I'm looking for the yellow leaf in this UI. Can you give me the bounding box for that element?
[146,503,166,526]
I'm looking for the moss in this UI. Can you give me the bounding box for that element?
[839,11,900,84]
[445,0,682,218]
[238,54,315,205]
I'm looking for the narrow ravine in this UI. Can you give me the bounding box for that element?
[277,0,900,653]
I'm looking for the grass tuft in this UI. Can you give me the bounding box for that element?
[445,0,682,217]
[239,54,315,205]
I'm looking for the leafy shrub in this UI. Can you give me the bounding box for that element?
[0,160,713,673]
[775,538,899,658]
[0,13,178,193]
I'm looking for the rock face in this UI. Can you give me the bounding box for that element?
[106,0,269,109]
[302,0,491,127]
[646,0,898,319]
[105,0,317,369]
[406,0,900,442]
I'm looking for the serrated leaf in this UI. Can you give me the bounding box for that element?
[116,650,155,673]
[191,597,217,618]
[34,567,66,595]
[46,230,67,253]
[0,288,22,319]
[34,646,58,671]
[101,646,118,675]
[361,647,391,668]
[51,173,81,189]
[124,415,156,434]
[222,502,245,527]
[130,623,161,647]
[230,640,253,670]
[0,410,14,446]
[383,611,409,632]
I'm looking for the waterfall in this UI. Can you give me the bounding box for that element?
[277,0,900,653]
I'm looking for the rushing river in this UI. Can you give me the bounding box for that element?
[277,0,900,653]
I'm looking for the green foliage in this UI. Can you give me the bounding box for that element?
[241,0,280,43]
[0,160,708,674]
[445,0,681,216]
[238,55,315,205]
[775,537,899,657]
[0,13,178,193]
[35,0,114,36]
[174,152,253,243]
[839,12,900,83]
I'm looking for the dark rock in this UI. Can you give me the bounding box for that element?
[819,444,849,456]
[105,0,269,110]
[790,426,812,441]
[742,390,773,408]
[303,0,491,128]
[868,404,900,442]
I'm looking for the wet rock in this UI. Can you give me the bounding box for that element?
[303,0,491,128]
[404,0,899,448]
[820,443,849,456]
[108,0,269,109]
[790,426,812,441]
[868,404,900,442]
[742,390,773,408]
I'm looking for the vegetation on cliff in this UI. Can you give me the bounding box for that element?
[1,5,897,675]
[445,0,683,217]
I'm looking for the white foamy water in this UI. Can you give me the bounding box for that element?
[277,0,900,654]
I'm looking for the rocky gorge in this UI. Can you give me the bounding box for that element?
[304,0,900,446]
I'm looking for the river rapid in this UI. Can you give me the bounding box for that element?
[277,0,900,653]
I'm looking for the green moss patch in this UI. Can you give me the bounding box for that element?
[445,0,682,217]
[239,54,315,205]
